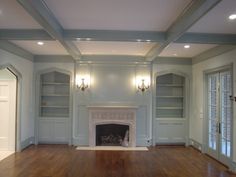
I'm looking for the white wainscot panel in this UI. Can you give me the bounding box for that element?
[39,120,53,142]
[54,120,68,142]
[73,105,89,145]
[39,118,69,143]
[136,106,150,146]
[155,119,186,144]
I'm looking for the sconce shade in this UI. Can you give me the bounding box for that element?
[77,78,88,91]
[138,79,150,92]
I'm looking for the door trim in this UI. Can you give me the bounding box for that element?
[203,63,234,167]
[0,63,22,152]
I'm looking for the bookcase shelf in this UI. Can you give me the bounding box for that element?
[42,94,69,97]
[156,73,185,118]
[42,82,69,85]
[40,71,70,118]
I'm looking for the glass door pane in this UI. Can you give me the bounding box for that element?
[220,71,232,157]
[208,73,219,151]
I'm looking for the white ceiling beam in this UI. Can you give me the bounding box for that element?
[0,40,34,61]
[177,33,236,45]
[146,0,222,61]
[64,30,166,42]
[0,29,53,40]
[2,29,235,45]
[17,0,81,60]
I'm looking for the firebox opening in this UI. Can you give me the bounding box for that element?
[96,124,129,146]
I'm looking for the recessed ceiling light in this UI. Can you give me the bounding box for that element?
[184,45,190,49]
[146,40,151,42]
[137,39,142,42]
[37,41,44,46]
[229,14,236,20]
[76,38,81,41]
[86,38,91,41]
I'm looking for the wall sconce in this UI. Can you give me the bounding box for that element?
[77,78,88,91]
[138,79,150,92]
[76,75,90,91]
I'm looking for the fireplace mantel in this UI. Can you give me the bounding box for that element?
[87,105,139,109]
[88,106,137,147]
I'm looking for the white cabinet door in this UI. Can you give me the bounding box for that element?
[38,119,68,144]
[0,81,16,151]
[0,82,10,150]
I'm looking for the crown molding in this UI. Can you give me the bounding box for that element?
[192,45,236,64]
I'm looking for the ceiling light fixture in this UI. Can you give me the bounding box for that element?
[229,14,236,20]
[37,41,44,46]
[86,38,91,41]
[184,45,190,49]
[146,40,151,42]
[76,38,81,41]
[137,39,142,42]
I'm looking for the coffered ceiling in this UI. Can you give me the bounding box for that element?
[159,43,218,58]
[74,41,157,56]
[0,0,235,60]
[45,0,191,31]
[10,40,68,55]
[188,0,236,34]
[0,0,41,29]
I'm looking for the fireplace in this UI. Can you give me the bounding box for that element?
[88,106,137,147]
[96,124,129,146]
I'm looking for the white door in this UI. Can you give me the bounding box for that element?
[0,80,16,151]
[207,70,233,165]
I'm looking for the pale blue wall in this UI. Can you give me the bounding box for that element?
[74,61,152,146]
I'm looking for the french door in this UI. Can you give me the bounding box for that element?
[207,70,233,165]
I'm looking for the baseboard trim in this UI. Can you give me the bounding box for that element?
[20,136,35,151]
[155,142,185,146]
[73,136,89,146]
[230,161,236,173]
[189,139,202,151]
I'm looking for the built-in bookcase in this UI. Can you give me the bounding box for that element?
[40,71,70,117]
[156,73,185,118]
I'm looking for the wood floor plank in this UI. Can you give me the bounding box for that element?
[0,145,235,177]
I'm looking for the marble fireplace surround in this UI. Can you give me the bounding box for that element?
[88,106,137,147]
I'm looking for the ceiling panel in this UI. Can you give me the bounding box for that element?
[10,40,68,55]
[0,0,42,29]
[75,41,156,56]
[188,0,236,34]
[159,43,217,58]
[45,0,191,31]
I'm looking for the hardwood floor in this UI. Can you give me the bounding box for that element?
[0,145,235,177]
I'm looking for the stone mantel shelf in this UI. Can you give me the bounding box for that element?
[87,105,139,109]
